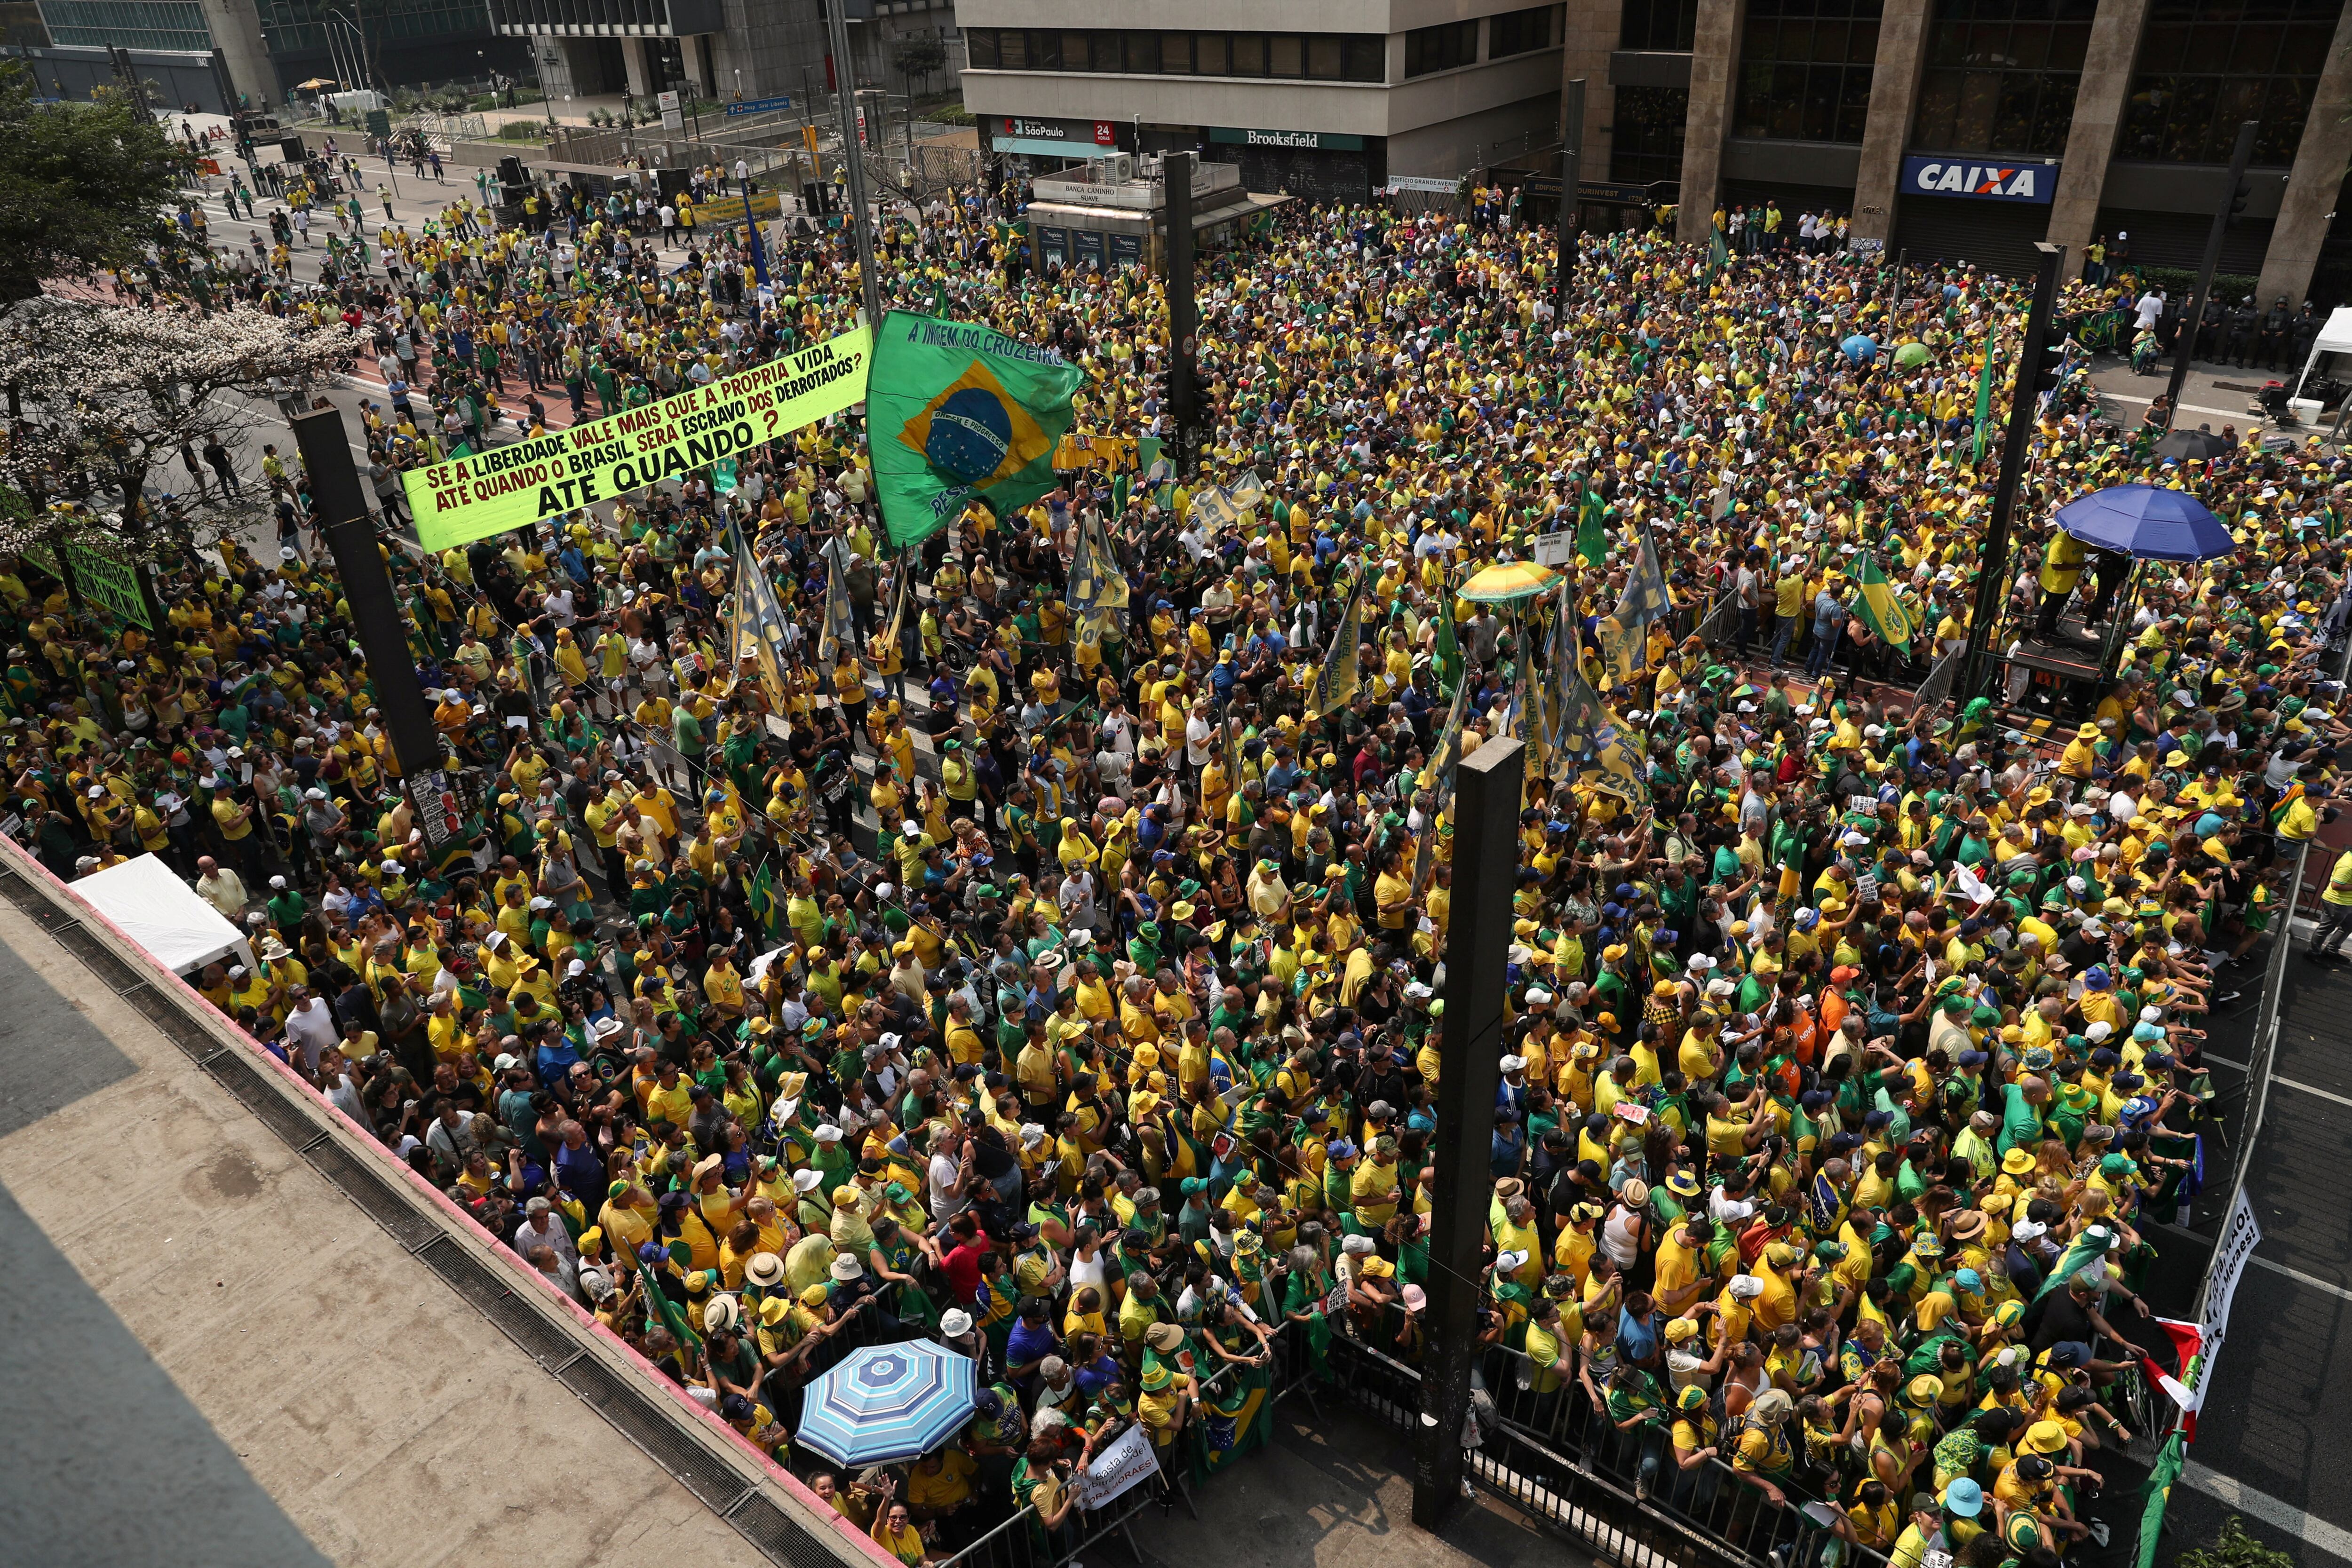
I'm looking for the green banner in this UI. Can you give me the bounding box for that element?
[868,310,1085,548]
[405,323,871,550]
[21,538,151,629]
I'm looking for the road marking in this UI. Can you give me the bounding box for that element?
[2247,1254,2352,1304]
[2181,1461,2352,1562]
[2096,389,2260,420]
[2275,1075,2352,1111]
[2201,1052,2247,1071]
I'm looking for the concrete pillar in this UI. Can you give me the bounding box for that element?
[680,33,711,97]
[2257,0,2352,307]
[2043,0,2152,277]
[197,0,275,108]
[1849,0,1929,246]
[621,36,654,98]
[1677,0,1746,243]
[1559,0,1616,184]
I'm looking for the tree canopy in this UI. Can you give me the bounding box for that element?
[0,63,193,309]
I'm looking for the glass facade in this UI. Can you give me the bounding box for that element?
[40,0,208,51]
[1489,4,1563,58]
[2121,0,2338,166]
[1910,0,2091,158]
[257,0,499,51]
[1619,0,1698,51]
[1733,0,1882,143]
[1612,82,1689,184]
[1403,19,1477,75]
[966,28,1385,82]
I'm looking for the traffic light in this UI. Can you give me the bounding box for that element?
[2228,177,2253,227]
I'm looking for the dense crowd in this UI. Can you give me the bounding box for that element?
[16,164,2352,1568]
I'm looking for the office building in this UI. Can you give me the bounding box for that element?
[1564,0,2352,306]
[954,2,1570,205]
[30,0,524,108]
[493,0,959,106]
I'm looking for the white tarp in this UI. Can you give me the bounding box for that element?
[2291,308,2352,401]
[73,854,254,976]
[2315,307,2352,357]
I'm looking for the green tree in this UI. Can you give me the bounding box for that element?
[891,33,947,94]
[0,63,191,311]
[2177,1518,2295,1568]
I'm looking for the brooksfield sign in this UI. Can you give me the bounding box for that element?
[1208,126,1366,152]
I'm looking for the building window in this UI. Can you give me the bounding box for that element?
[40,0,210,51]
[1489,3,1562,57]
[1733,0,1881,143]
[1911,0,2091,158]
[1620,0,1698,52]
[1403,18,1478,76]
[255,0,494,50]
[1612,81,1688,183]
[2122,0,2334,166]
[965,28,1383,82]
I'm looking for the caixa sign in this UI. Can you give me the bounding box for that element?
[1902,154,2057,204]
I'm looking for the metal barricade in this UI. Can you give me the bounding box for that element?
[1915,650,1960,709]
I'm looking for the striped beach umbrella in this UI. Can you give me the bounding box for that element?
[795,1341,977,1465]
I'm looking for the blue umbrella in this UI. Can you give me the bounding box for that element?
[1841,333,1878,364]
[2053,483,2236,562]
[796,1341,977,1465]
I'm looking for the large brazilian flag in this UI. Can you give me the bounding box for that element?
[869,310,1087,548]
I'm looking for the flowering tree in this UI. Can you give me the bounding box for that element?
[0,301,361,587]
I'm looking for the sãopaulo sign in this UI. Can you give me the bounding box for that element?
[405,323,873,550]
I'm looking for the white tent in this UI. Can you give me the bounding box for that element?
[73,854,254,976]
[2291,307,2352,400]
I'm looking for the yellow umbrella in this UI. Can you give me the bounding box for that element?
[1458,561,1559,604]
[296,77,341,90]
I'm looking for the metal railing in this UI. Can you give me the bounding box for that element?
[1318,1315,1876,1568]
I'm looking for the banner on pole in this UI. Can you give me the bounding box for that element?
[405,324,872,550]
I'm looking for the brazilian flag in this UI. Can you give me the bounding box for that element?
[1575,480,1609,566]
[869,310,1086,548]
[1853,549,1915,656]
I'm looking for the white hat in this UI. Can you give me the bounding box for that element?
[1499,1054,1527,1072]
[703,1295,739,1333]
[812,1124,843,1143]
[1341,1234,1377,1255]
[1728,1274,1765,1299]
[791,1168,824,1192]
[940,1308,975,1336]
[270,876,287,889]
[1495,1250,1529,1272]
[1523,986,1554,1006]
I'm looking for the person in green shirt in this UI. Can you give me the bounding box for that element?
[1603,1360,1672,1499]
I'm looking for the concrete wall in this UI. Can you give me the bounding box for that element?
[1676,0,1743,240]
[2257,0,2352,307]
[2042,0,2151,275]
[197,0,272,107]
[1848,0,1925,245]
[0,902,780,1568]
[959,0,1556,30]
[1388,88,1563,175]
[960,46,1564,142]
[1559,0,1615,177]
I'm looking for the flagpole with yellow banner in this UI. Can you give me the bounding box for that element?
[1302,571,1367,726]
[728,523,797,717]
